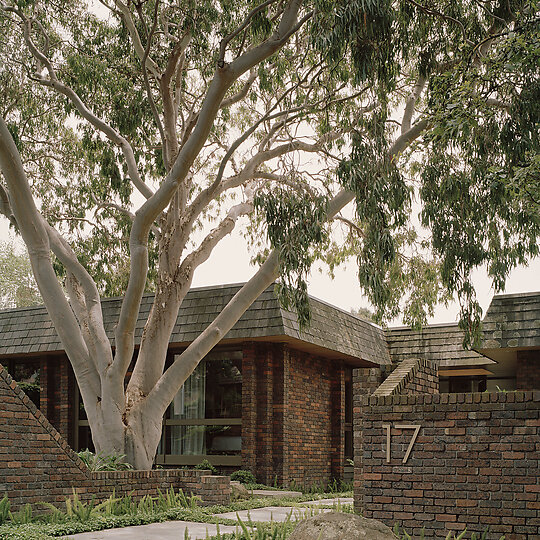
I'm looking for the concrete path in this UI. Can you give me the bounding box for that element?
[63,496,352,539]
[213,505,333,523]
[213,497,352,523]
[250,489,302,498]
[302,497,353,506]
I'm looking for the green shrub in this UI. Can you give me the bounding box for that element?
[230,470,257,485]
[64,491,102,522]
[8,504,33,525]
[76,449,134,471]
[209,514,296,539]
[0,495,10,525]
[194,459,218,475]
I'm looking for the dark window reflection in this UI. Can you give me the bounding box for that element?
[7,360,40,408]
[163,352,242,457]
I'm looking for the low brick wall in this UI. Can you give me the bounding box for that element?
[0,365,230,509]
[86,469,229,507]
[355,390,540,539]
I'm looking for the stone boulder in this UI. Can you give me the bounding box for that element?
[230,480,250,499]
[289,512,396,540]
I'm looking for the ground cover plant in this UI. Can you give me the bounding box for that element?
[0,489,352,539]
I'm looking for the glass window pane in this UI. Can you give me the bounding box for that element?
[166,424,241,456]
[206,358,242,419]
[169,355,242,420]
[164,351,243,459]
[170,362,206,420]
[78,426,94,452]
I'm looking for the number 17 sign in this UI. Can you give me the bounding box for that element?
[382,424,421,464]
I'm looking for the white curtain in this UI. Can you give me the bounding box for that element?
[171,359,206,455]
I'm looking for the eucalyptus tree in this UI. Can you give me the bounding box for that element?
[0,0,537,467]
[0,241,41,308]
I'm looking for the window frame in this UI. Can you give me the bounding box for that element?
[155,347,243,467]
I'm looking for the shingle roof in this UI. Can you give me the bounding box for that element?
[0,283,390,365]
[385,323,493,368]
[479,291,540,350]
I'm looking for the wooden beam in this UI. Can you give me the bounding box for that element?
[438,368,492,377]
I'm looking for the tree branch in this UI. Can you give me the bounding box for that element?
[3,7,154,201]
[402,75,426,135]
[113,0,308,385]
[220,69,257,109]
[0,183,17,228]
[179,198,254,276]
[333,215,366,238]
[125,194,254,400]
[95,202,161,238]
[391,118,430,156]
[141,107,431,418]
[218,0,280,64]
[403,0,469,42]
[140,0,169,170]
[160,30,191,169]
[113,0,161,79]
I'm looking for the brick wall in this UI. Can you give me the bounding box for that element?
[285,347,334,486]
[355,391,540,539]
[242,342,345,487]
[353,366,385,514]
[330,365,346,480]
[0,364,230,509]
[242,342,286,485]
[89,469,229,506]
[39,354,73,446]
[241,342,258,474]
[373,357,439,397]
[516,350,540,390]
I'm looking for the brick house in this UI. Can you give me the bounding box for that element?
[0,285,538,485]
[0,284,390,486]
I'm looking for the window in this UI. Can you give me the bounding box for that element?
[6,360,40,408]
[74,349,242,465]
[76,390,94,452]
[440,376,487,393]
[155,350,242,467]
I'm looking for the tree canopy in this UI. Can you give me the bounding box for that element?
[0,0,538,466]
[0,240,41,308]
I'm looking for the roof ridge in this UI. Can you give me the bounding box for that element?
[491,291,540,300]
[386,322,461,331]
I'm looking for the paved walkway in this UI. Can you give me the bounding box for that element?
[213,498,353,523]
[63,497,353,540]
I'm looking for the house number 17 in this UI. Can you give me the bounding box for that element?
[382,424,421,464]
